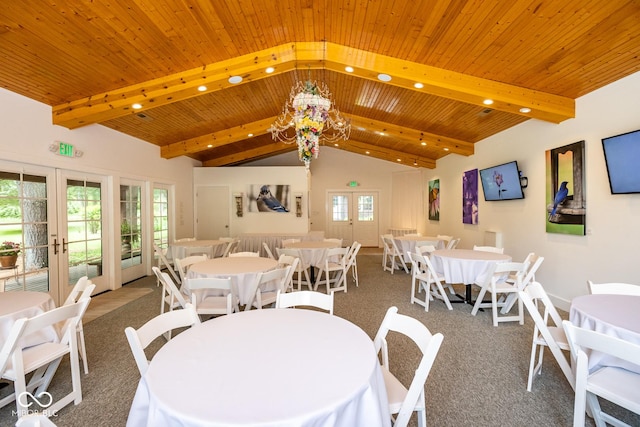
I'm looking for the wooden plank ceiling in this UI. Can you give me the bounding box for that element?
[1,0,640,168]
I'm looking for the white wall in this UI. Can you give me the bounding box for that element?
[193,166,309,235]
[0,88,198,286]
[416,70,640,309]
[248,147,414,235]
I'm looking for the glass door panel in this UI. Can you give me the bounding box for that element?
[120,181,145,283]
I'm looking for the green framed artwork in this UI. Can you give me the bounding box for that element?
[428,179,439,221]
[546,141,586,235]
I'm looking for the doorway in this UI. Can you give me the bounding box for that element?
[326,191,379,247]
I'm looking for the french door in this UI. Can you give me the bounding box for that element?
[120,180,145,283]
[0,163,110,304]
[326,192,379,247]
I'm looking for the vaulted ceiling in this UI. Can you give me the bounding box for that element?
[1,1,640,168]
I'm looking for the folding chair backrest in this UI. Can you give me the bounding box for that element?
[64,276,96,306]
[153,266,189,309]
[587,281,640,295]
[175,255,208,283]
[262,242,276,259]
[154,243,181,284]
[228,251,259,257]
[222,239,239,257]
[416,245,436,256]
[446,238,461,249]
[373,306,444,427]
[125,303,200,376]
[275,289,334,314]
[473,245,504,254]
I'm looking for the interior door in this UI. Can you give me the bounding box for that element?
[326,191,379,247]
[196,186,230,239]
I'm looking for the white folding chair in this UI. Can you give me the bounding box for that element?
[262,242,276,260]
[277,248,312,290]
[519,282,572,391]
[221,238,239,257]
[563,320,640,427]
[153,243,180,285]
[174,255,208,284]
[275,289,334,314]
[187,276,239,318]
[323,238,343,247]
[471,261,527,326]
[473,245,504,254]
[63,276,96,375]
[446,238,461,249]
[436,234,453,244]
[381,235,409,274]
[0,299,90,419]
[152,266,189,315]
[501,255,544,314]
[587,280,640,296]
[245,266,292,310]
[407,251,452,311]
[124,303,200,376]
[228,251,259,257]
[316,247,350,294]
[345,241,362,287]
[374,306,444,427]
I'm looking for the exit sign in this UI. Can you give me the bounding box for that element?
[59,142,74,157]
[348,180,359,187]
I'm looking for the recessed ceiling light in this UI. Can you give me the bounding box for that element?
[414,83,424,89]
[483,99,494,105]
[247,133,253,137]
[397,158,402,162]
[377,131,385,136]
[334,143,339,147]
[378,73,392,82]
[265,67,275,74]
[132,103,142,110]
[345,66,354,73]
[228,76,243,84]
[207,144,213,148]
[519,107,532,113]
[444,147,450,151]
[421,142,427,146]
[365,151,370,155]
[197,85,207,92]
[357,127,366,131]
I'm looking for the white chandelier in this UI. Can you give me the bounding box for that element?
[270,79,351,169]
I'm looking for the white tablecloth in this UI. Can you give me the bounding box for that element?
[394,235,445,261]
[430,249,511,285]
[239,232,325,257]
[185,257,279,305]
[127,309,391,427]
[0,291,58,348]
[570,294,640,374]
[169,239,227,259]
[283,240,340,267]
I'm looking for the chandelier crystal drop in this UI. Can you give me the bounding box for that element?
[271,79,350,169]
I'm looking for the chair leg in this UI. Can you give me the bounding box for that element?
[527,342,540,392]
[78,325,89,374]
[470,288,488,316]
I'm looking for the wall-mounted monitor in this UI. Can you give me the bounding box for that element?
[602,129,640,194]
[479,161,525,201]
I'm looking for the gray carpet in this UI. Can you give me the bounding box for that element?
[1,254,638,426]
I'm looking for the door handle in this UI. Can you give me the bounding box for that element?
[62,238,68,254]
[53,238,60,255]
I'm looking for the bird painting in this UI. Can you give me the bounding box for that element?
[256,185,289,213]
[549,181,569,219]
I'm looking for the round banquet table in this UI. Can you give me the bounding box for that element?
[570,294,640,374]
[393,235,445,261]
[185,256,278,305]
[0,291,58,348]
[283,240,340,267]
[429,249,512,303]
[127,309,391,427]
[169,239,227,259]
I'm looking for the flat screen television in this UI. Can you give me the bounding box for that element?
[602,129,640,194]
[479,161,525,201]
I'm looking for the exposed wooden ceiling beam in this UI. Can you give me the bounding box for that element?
[161,114,474,160]
[202,143,294,167]
[53,42,574,129]
[336,140,437,168]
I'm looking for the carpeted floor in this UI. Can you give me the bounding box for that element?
[0,253,637,426]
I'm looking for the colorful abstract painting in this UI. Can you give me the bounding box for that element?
[428,179,440,221]
[463,169,478,224]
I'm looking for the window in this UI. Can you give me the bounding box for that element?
[332,195,349,222]
[358,195,374,221]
